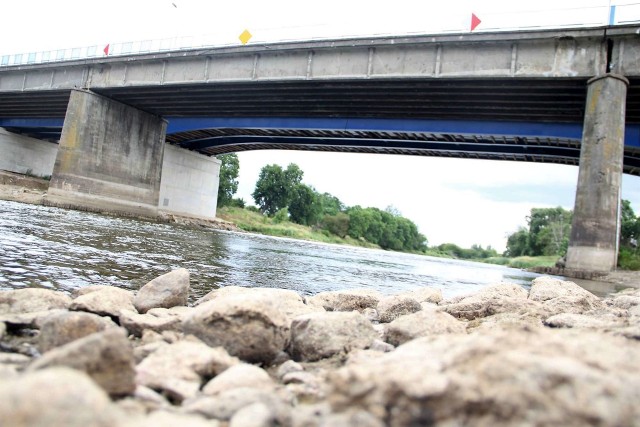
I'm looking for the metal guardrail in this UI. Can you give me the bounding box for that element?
[1,3,639,68]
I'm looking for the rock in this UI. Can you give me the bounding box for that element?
[0,288,71,314]
[320,410,385,427]
[0,321,5,339]
[439,283,539,321]
[28,327,136,396]
[70,286,136,318]
[442,295,542,321]
[529,277,604,316]
[442,282,528,305]
[397,287,443,304]
[132,385,171,411]
[134,340,169,363]
[183,387,291,422]
[544,313,625,329]
[0,352,31,371]
[133,268,190,314]
[229,402,275,427]
[136,339,239,403]
[467,312,545,332]
[182,294,290,364]
[120,410,219,427]
[384,309,466,346]
[307,289,382,312]
[328,327,640,426]
[0,367,123,427]
[529,277,598,302]
[610,294,640,309]
[38,310,115,352]
[277,360,304,380]
[369,339,395,352]
[290,311,377,362]
[0,308,66,328]
[375,295,422,323]
[119,309,182,337]
[202,363,275,395]
[196,286,323,321]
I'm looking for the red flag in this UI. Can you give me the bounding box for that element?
[103,44,110,56]
[471,13,481,31]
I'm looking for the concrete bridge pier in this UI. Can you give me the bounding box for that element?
[46,90,167,217]
[566,74,629,272]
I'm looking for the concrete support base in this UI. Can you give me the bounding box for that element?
[46,90,166,217]
[0,127,57,178]
[159,144,221,220]
[566,74,628,272]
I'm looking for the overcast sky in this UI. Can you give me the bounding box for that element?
[2,0,640,251]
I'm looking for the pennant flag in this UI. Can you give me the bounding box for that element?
[103,44,110,56]
[471,13,481,31]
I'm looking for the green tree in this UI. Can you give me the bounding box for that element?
[321,213,350,238]
[252,163,303,216]
[289,184,322,226]
[505,227,530,257]
[216,153,239,207]
[621,199,640,243]
[318,192,344,216]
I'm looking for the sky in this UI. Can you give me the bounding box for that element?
[2,0,640,252]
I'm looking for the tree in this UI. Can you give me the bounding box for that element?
[252,163,303,216]
[504,207,572,257]
[216,153,239,207]
[318,192,344,216]
[321,213,350,238]
[620,199,640,243]
[505,227,530,257]
[289,184,322,226]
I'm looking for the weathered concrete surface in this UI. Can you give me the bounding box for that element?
[158,144,221,220]
[566,74,628,272]
[0,127,57,177]
[46,90,166,217]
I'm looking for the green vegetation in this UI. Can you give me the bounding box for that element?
[481,256,558,269]
[217,206,378,248]
[216,154,240,208]
[618,200,640,270]
[249,163,428,253]
[505,207,572,258]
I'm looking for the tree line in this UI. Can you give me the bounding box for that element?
[216,155,428,253]
[504,201,640,264]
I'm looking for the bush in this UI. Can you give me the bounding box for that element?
[618,247,640,270]
[321,213,350,238]
[273,208,289,224]
[245,205,260,213]
[230,198,245,208]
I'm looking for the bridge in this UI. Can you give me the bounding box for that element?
[1,25,640,272]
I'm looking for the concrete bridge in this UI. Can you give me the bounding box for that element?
[2,25,640,272]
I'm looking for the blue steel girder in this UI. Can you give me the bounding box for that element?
[2,116,640,175]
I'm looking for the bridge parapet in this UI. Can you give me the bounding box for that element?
[3,26,640,93]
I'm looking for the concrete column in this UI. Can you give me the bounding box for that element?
[158,144,221,220]
[46,90,166,217]
[0,127,58,178]
[566,74,628,272]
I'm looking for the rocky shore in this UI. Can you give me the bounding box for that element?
[1,271,640,426]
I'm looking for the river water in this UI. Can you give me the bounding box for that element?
[1,200,556,301]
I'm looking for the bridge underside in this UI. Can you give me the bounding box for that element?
[2,78,640,176]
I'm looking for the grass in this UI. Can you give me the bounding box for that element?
[480,256,559,269]
[216,207,567,269]
[217,206,379,249]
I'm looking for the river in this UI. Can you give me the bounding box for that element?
[0,199,562,301]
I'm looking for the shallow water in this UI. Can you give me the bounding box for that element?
[0,200,572,301]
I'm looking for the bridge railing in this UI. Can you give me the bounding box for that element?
[1,3,639,68]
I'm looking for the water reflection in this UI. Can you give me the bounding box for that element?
[0,199,588,301]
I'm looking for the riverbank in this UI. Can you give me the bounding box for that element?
[1,270,639,426]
